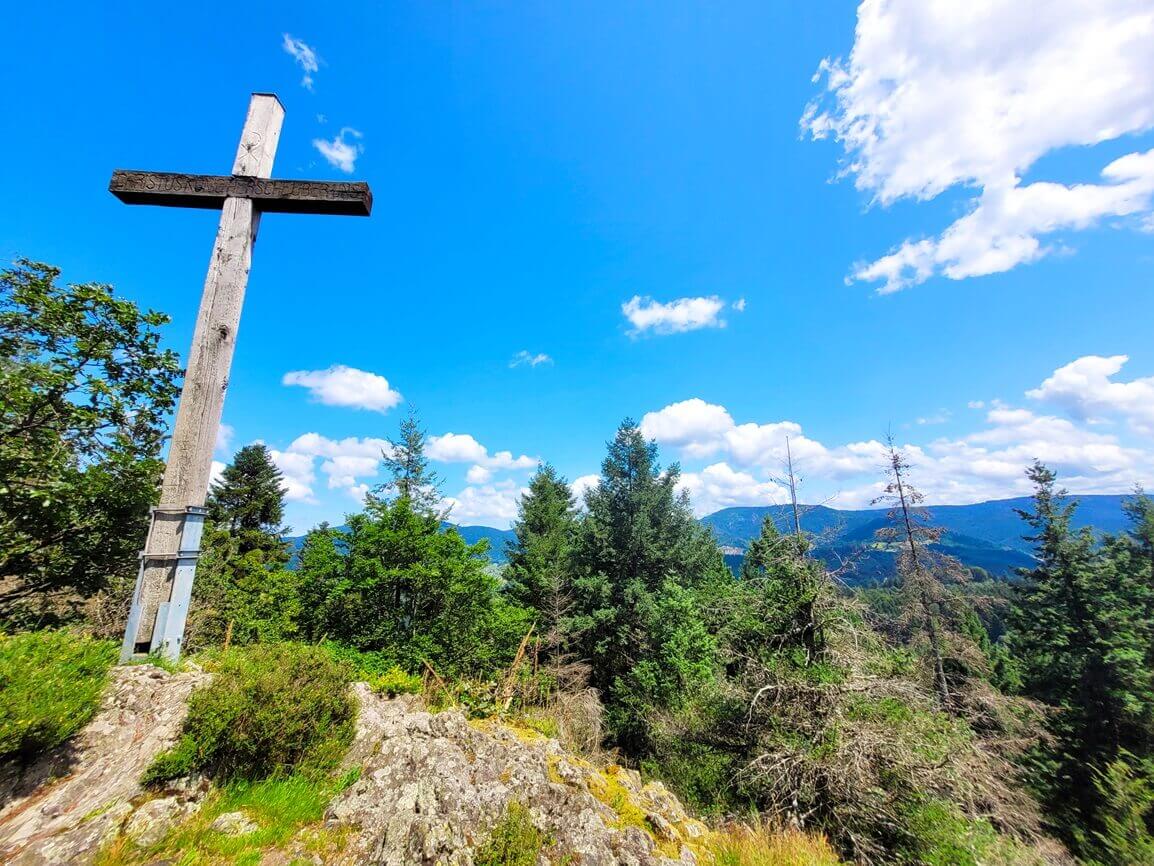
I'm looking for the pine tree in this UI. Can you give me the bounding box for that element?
[376,410,442,514]
[570,420,727,754]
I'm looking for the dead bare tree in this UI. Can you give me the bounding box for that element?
[874,435,954,705]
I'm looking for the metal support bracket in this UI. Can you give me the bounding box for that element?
[119,505,208,664]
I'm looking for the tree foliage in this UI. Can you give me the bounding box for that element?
[294,496,528,677]
[1010,463,1154,855]
[0,260,180,624]
[569,420,727,754]
[189,444,295,649]
[377,409,443,515]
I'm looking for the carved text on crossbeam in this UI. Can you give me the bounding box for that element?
[109,170,373,216]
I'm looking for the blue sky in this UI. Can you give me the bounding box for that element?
[4,1,1153,530]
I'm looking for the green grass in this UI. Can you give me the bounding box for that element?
[96,775,353,866]
[0,629,117,763]
[144,642,356,784]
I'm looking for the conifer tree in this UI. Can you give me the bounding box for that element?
[570,420,727,753]
[874,439,987,706]
[376,410,442,514]
[1123,486,1154,589]
[191,444,294,647]
[737,515,824,663]
[207,444,287,555]
[875,440,954,704]
[1010,462,1154,849]
[294,497,529,677]
[504,464,576,622]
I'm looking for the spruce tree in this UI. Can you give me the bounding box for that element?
[376,410,443,515]
[504,464,577,622]
[294,497,529,677]
[1010,462,1154,850]
[207,444,287,554]
[570,420,727,754]
[737,515,824,663]
[191,444,294,647]
[875,441,958,704]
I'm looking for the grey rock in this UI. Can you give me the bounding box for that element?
[327,696,707,865]
[0,671,708,865]
[209,810,258,836]
[0,665,207,865]
[125,795,200,847]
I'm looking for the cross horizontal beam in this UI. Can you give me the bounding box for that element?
[109,170,372,216]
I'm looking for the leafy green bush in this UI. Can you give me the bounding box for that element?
[473,802,545,866]
[0,630,116,763]
[371,665,423,697]
[144,643,355,783]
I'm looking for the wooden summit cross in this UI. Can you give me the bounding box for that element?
[113,93,372,662]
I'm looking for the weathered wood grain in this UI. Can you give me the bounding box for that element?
[109,171,373,217]
[131,96,281,652]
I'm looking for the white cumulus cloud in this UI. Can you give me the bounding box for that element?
[282,365,402,413]
[445,481,526,527]
[640,355,1154,514]
[215,422,235,455]
[313,127,364,173]
[804,0,1154,292]
[1027,354,1154,434]
[427,432,536,470]
[270,433,392,503]
[622,295,734,336]
[679,463,788,516]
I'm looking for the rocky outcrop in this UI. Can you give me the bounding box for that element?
[0,665,207,865]
[0,670,710,865]
[330,684,708,865]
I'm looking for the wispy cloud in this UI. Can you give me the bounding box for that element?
[509,350,553,368]
[916,410,951,426]
[281,34,320,91]
[312,127,364,173]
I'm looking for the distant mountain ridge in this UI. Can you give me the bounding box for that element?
[701,494,1132,583]
[284,494,1132,583]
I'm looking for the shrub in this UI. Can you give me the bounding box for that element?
[0,630,116,763]
[371,665,423,698]
[144,643,355,783]
[473,802,545,866]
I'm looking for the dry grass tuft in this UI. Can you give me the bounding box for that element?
[706,820,845,866]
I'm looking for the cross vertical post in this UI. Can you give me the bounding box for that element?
[115,94,372,662]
